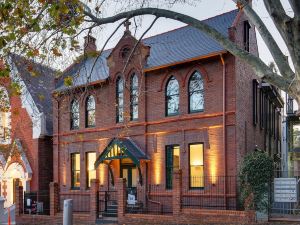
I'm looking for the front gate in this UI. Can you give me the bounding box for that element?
[269,171,300,219]
[98,188,117,215]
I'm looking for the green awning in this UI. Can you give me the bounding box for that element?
[94,138,149,168]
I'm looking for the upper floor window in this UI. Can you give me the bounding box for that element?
[116,77,124,123]
[85,95,95,128]
[130,74,138,120]
[188,71,204,113]
[244,21,251,52]
[166,76,179,116]
[0,87,11,144]
[70,99,79,130]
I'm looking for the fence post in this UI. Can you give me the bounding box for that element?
[50,182,59,216]
[116,178,126,219]
[172,169,182,216]
[14,179,23,216]
[90,179,100,220]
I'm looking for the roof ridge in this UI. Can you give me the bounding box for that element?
[142,9,238,41]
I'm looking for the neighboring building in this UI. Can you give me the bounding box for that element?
[52,9,283,219]
[282,94,300,175]
[0,55,54,207]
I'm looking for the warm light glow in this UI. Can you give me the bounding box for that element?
[99,164,105,185]
[210,158,217,184]
[153,152,161,185]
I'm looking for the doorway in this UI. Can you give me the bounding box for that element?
[121,159,137,199]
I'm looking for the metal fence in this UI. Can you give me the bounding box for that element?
[98,189,117,214]
[60,192,90,212]
[181,176,237,210]
[23,190,50,215]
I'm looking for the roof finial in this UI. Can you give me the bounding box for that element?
[124,20,131,33]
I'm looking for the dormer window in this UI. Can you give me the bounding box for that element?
[243,21,251,52]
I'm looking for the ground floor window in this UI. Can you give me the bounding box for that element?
[86,152,96,188]
[165,145,180,189]
[71,153,80,189]
[189,143,204,188]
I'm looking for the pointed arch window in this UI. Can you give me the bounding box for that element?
[166,76,179,116]
[70,99,80,130]
[130,74,138,120]
[86,95,95,128]
[116,77,124,123]
[189,71,204,113]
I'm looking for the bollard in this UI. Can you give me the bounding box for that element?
[63,199,73,225]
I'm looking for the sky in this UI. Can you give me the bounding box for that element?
[76,0,293,69]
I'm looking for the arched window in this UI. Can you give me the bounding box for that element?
[130,74,138,120]
[85,95,95,127]
[166,76,179,116]
[0,87,11,144]
[70,99,79,130]
[188,71,204,113]
[116,77,124,123]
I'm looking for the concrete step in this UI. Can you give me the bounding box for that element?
[102,212,117,217]
[96,216,118,224]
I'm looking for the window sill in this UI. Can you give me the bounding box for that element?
[189,109,204,114]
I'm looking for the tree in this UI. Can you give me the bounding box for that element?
[1,0,300,111]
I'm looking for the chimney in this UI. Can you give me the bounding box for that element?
[84,35,97,54]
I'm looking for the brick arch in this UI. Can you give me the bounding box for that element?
[125,67,140,81]
[183,64,211,88]
[159,72,183,92]
[112,72,125,84]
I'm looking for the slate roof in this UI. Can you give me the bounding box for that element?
[11,54,56,135]
[56,9,238,91]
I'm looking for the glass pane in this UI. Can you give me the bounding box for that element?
[167,77,179,95]
[292,124,300,149]
[87,110,95,127]
[189,72,203,92]
[190,166,204,188]
[75,154,80,170]
[87,96,95,110]
[173,146,180,170]
[167,94,179,115]
[131,168,137,187]
[72,153,80,188]
[190,144,203,166]
[132,105,138,120]
[190,91,204,112]
[123,169,129,186]
[118,78,123,92]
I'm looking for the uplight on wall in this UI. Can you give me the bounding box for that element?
[99,164,105,185]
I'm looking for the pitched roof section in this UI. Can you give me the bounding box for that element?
[11,54,56,135]
[56,9,238,91]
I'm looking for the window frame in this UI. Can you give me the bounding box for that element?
[165,144,180,190]
[243,21,251,52]
[130,73,139,121]
[71,153,80,190]
[252,80,259,126]
[70,99,80,130]
[188,142,204,190]
[116,76,124,123]
[85,95,96,128]
[86,151,97,189]
[188,71,204,113]
[165,76,180,117]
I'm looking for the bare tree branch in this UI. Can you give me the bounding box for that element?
[234,0,295,80]
[83,7,291,92]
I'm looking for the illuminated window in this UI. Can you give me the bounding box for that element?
[85,95,95,128]
[71,153,80,189]
[188,71,204,113]
[166,76,179,116]
[86,152,96,188]
[189,143,204,188]
[116,77,124,123]
[130,74,138,120]
[70,99,79,130]
[165,145,180,189]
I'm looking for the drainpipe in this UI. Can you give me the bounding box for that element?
[220,54,227,209]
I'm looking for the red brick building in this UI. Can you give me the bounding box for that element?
[0,55,54,208]
[52,9,282,221]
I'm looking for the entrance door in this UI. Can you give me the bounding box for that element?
[121,166,137,200]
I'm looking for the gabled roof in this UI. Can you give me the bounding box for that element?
[55,9,238,91]
[11,54,56,135]
[95,137,149,168]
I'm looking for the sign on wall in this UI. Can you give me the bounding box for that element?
[274,178,298,203]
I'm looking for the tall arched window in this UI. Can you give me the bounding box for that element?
[116,77,124,123]
[85,95,95,128]
[166,76,179,116]
[70,99,80,130]
[189,71,204,113]
[130,74,138,120]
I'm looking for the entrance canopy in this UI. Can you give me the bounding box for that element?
[95,138,149,168]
